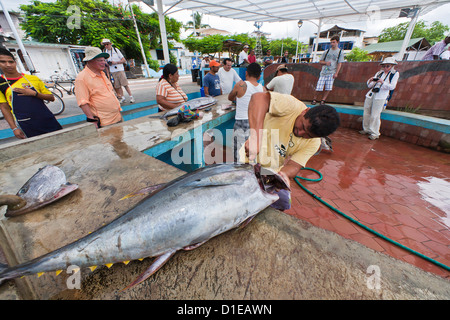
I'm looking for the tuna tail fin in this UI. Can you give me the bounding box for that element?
[121,250,176,291]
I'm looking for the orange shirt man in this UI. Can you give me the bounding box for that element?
[75,47,122,127]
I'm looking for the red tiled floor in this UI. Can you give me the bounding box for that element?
[285,127,450,279]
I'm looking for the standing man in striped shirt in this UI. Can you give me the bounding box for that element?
[156,64,188,111]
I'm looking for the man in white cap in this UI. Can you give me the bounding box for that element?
[74,47,122,128]
[265,64,295,94]
[360,57,399,140]
[238,45,250,67]
[101,39,135,103]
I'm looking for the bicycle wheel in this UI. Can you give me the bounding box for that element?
[48,85,63,97]
[45,93,65,116]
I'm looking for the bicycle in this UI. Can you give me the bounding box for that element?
[44,91,65,116]
[0,91,65,118]
[46,71,76,97]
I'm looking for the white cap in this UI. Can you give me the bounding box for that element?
[380,57,398,65]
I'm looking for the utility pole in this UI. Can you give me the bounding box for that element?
[254,22,263,59]
[128,0,151,77]
[0,0,35,73]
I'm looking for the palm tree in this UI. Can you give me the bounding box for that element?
[184,12,211,36]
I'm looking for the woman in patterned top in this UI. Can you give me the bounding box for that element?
[156,64,188,111]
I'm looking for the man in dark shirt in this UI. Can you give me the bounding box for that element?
[202,60,222,96]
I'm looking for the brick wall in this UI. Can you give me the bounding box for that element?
[264,60,450,115]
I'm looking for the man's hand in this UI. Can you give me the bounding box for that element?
[245,129,260,162]
[13,87,36,96]
[13,128,26,139]
[277,170,291,189]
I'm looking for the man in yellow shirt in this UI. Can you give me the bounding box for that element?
[0,48,62,139]
[75,47,122,128]
[240,92,340,210]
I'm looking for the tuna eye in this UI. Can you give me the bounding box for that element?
[18,187,28,195]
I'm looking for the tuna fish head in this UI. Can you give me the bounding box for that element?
[1,165,78,217]
[254,164,291,194]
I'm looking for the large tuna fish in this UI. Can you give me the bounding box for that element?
[0,165,78,217]
[0,163,288,290]
[158,96,217,120]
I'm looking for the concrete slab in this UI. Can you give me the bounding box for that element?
[0,94,448,300]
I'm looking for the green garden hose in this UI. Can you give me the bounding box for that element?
[295,167,450,272]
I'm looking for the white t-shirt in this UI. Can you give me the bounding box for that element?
[104,47,125,73]
[266,73,295,94]
[239,50,248,65]
[218,67,241,94]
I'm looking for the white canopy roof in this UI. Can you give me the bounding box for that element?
[164,0,450,24]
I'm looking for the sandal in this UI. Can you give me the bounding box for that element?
[311,100,317,105]
[320,100,326,105]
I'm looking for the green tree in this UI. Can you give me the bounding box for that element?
[19,0,182,67]
[184,11,210,35]
[378,20,449,44]
[269,37,306,58]
[345,47,371,62]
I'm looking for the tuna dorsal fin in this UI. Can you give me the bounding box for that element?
[122,250,176,291]
[119,183,166,201]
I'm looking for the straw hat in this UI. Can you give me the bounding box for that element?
[83,47,109,61]
[380,57,397,65]
[277,64,288,71]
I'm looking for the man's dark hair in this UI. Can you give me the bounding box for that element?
[246,62,261,78]
[305,104,340,137]
[330,35,340,42]
[0,48,15,60]
[223,58,233,65]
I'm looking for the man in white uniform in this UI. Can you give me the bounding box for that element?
[101,39,134,103]
[218,58,241,94]
[238,45,250,67]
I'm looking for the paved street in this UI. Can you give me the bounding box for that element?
[0,74,201,130]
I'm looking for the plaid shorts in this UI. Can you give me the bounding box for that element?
[315,74,335,91]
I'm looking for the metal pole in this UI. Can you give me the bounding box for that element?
[312,18,322,62]
[0,0,35,73]
[128,0,151,77]
[295,27,300,62]
[156,0,170,65]
[398,7,421,61]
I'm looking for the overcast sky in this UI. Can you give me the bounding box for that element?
[3,0,450,43]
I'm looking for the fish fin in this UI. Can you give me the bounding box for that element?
[122,250,176,291]
[183,240,208,251]
[119,184,165,201]
[237,216,256,230]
